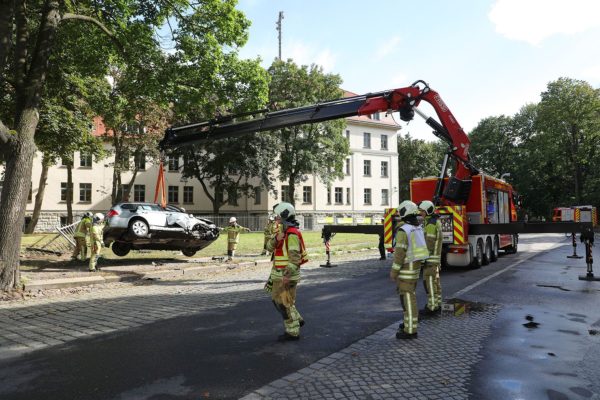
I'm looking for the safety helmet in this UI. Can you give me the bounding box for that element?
[229,216,237,223]
[418,200,435,216]
[83,212,93,218]
[268,215,275,221]
[93,213,105,223]
[273,202,295,220]
[397,200,419,220]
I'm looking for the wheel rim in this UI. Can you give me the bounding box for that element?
[494,239,499,257]
[132,221,148,236]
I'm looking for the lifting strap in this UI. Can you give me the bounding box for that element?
[154,158,167,208]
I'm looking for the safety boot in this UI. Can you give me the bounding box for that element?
[421,307,441,318]
[395,324,417,339]
[277,332,300,342]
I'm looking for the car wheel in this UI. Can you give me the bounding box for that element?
[129,219,149,238]
[181,248,197,257]
[482,238,492,265]
[491,236,499,262]
[470,240,484,269]
[111,241,131,257]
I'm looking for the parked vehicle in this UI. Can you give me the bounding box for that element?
[103,202,220,257]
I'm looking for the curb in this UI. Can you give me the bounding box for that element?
[23,259,273,291]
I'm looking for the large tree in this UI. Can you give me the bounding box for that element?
[0,0,257,290]
[397,133,445,200]
[267,59,350,206]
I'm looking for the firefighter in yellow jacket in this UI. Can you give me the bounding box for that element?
[266,202,308,341]
[390,200,430,339]
[261,215,277,256]
[71,212,92,261]
[89,213,105,272]
[419,200,443,315]
[222,217,250,261]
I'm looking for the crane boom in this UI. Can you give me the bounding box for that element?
[160,80,476,179]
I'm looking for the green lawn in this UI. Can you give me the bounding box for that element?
[21,231,381,263]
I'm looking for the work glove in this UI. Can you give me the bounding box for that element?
[264,277,273,293]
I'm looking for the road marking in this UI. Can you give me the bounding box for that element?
[451,240,567,298]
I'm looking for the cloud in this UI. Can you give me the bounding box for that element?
[489,0,600,45]
[286,39,337,72]
[375,36,402,60]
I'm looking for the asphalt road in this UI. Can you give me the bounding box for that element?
[0,234,587,399]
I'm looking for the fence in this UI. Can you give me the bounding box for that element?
[24,221,78,256]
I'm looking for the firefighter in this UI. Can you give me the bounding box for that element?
[261,215,277,256]
[89,213,105,272]
[222,217,250,261]
[418,200,443,315]
[390,200,430,339]
[266,202,308,341]
[71,212,93,261]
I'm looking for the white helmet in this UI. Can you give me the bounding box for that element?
[273,202,295,220]
[93,213,105,223]
[418,200,435,216]
[229,216,237,223]
[397,200,419,220]
[268,215,275,221]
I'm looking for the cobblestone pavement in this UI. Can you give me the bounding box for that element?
[0,251,384,360]
[240,306,500,400]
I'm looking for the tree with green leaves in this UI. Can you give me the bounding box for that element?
[267,59,350,206]
[397,133,445,200]
[0,0,259,291]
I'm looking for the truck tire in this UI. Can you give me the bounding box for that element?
[491,236,499,262]
[470,240,484,269]
[482,238,492,265]
[506,235,518,254]
[111,241,131,257]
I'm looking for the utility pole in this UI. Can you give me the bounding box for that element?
[276,11,284,60]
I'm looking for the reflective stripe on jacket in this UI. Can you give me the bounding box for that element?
[424,215,443,263]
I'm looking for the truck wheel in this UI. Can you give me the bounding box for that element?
[506,235,518,254]
[470,240,484,269]
[129,219,149,238]
[111,241,131,257]
[181,248,197,257]
[491,236,499,262]
[482,238,492,265]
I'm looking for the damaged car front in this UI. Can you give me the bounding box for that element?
[103,203,220,257]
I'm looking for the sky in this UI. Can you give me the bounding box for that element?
[235,0,600,141]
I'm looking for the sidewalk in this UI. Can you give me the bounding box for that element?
[241,236,600,400]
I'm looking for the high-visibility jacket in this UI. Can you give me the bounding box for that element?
[223,224,248,244]
[400,224,429,263]
[73,216,92,238]
[423,215,443,264]
[273,226,308,270]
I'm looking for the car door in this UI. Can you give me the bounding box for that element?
[139,204,168,228]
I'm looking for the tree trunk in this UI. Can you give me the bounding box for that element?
[0,110,38,290]
[25,155,50,233]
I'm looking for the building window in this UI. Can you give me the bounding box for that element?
[183,186,194,204]
[79,183,92,202]
[168,156,179,172]
[61,155,73,167]
[303,186,312,204]
[80,153,92,168]
[121,184,130,201]
[281,185,291,203]
[327,187,331,205]
[227,188,238,206]
[372,112,380,121]
[381,189,389,205]
[168,185,179,203]
[346,188,351,205]
[381,135,388,150]
[60,182,73,201]
[345,158,351,175]
[345,130,350,141]
[134,153,146,170]
[254,187,261,205]
[381,161,389,177]
[134,184,145,202]
[363,132,371,149]
[334,187,343,204]
[363,160,371,176]
[60,216,68,226]
[364,188,372,205]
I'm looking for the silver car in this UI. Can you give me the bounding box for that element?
[103,202,220,257]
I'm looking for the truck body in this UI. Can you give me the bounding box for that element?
[410,174,518,267]
[552,206,598,227]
